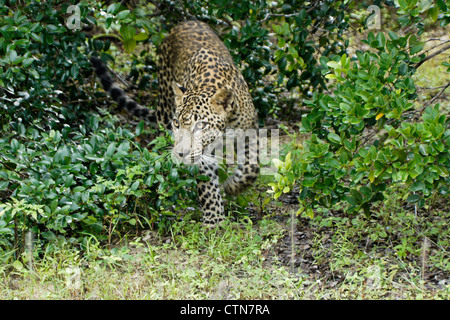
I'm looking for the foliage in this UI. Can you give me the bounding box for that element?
[0,114,198,257]
[0,0,198,258]
[0,0,449,262]
[269,2,450,217]
[88,0,354,120]
[395,0,450,30]
[0,0,94,126]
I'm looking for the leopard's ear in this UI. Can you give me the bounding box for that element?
[211,88,233,113]
[172,82,186,105]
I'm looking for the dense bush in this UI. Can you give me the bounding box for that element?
[0,0,199,259]
[269,1,450,217]
[0,117,199,245]
[179,0,352,119]
[89,0,353,120]
[0,0,448,262]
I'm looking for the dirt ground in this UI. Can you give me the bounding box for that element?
[254,186,450,296]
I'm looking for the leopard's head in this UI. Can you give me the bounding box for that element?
[171,82,233,165]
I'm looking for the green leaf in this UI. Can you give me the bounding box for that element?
[360,186,372,198]
[117,10,131,20]
[343,138,356,152]
[398,0,408,9]
[406,194,421,203]
[288,45,299,58]
[64,174,74,188]
[134,32,149,41]
[427,6,439,22]
[117,141,130,154]
[388,31,399,40]
[120,25,135,41]
[12,260,24,270]
[46,24,59,32]
[301,116,312,132]
[107,3,122,14]
[339,151,348,165]
[436,0,447,11]
[327,61,340,69]
[130,181,140,191]
[418,144,429,156]
[350,189,363,204]
[8,49,18,64]
[123,39,137,53]
[135,120,145,136]
[327,132,341,144]
[345,195,358,206]
[305,207,314,219]
[105,142,116,158]
[410,43,424,55]
[22,57,34,67]
[30,32,41,42]
[0,181,9,190]
[376,32,386,49]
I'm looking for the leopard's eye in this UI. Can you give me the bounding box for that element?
[173,119,180,128]
[193,121,208,131]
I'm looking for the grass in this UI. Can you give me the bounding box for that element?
[303,190,450,299]
[0,219,302,299]
[1,188,449,300]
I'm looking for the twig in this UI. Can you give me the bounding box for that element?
[417,81,450,116]
[0,160,28,179]
[415,44,450,69]
[92,34,123,42]
[112,70,136,89]
[354,129,379,155]
[422,39,450,55]
[405,81,450,121]
[421,237,429,284]
[63,97,108,106]
[416,84,450,90]
[261,1,319,22]
[262,12,302,22]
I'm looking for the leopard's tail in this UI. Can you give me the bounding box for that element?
[90,56,156,122]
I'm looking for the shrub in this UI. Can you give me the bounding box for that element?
[104,0,353,120]
[0,1,198,259]
[0,114,198,256]
[269,1,450,217]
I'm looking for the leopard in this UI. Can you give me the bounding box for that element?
[91,20,259,225]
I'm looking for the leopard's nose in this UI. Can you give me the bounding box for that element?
[172,144,191,162]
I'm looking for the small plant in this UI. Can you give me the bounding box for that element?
[0,112,198,257]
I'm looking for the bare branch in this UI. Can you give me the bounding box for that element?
[417,81,450,114]
[416,84,450,90]
[422,39,450,55]
[415,43,450,69]
[262,12,301,22]
[262,1,320,22]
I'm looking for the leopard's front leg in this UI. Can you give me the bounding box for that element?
[197,161,225,225]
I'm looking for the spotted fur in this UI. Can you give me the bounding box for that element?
[91,21,259,225]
